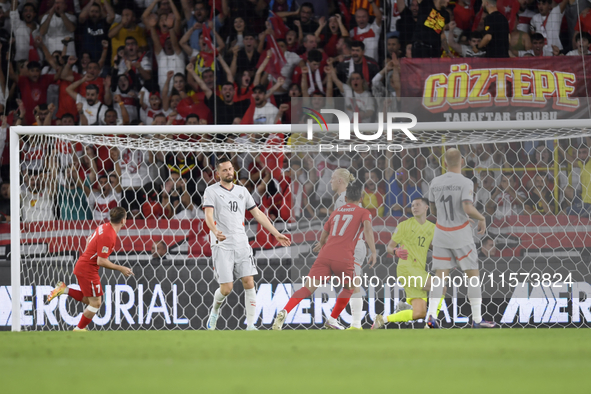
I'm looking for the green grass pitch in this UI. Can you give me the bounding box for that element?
[1,329,589,393]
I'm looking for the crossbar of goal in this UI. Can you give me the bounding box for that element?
[12,119,591,135]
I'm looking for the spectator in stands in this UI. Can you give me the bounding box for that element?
[479,236,499,258]
[241,85,280,125]
[489,174,526,219]
[116,142,154,218]
[454,0,475,30]
[412,0,451,58]
[573,6,591,45]
[231,31,261,80]
[108,6,147,65]
[116,37,152,84]
[58,164,92,220]
[88,173,122,220]
[10,1,42,62]
[17,61,58,125]
[141,91,164,125]
[448,26,486,57]
[577,144,591,217]
[397,0,419,49]
[329,66,375,122]
[513,32,546,56]
[21,169,57,222]
[567,32,591,55]
[182,0,224,51]
[472,0,510,58]
[151,240,171,260]
[386,168,423,216]
[66,77,107,125]
[335,40,379,86]
[39,0,77,57]
[524,174,556,215]
[531,0,571,56]
[148,20,184,92]
[564,145,588,215]
[78,0,115,62]
[350,3,383,61]
[386,34,402,60]
[280,2,319,36]
[362,169,385,217]
[0,182,10,222]
[509,16,532,55]
[322,15,350,58]
[475,172,495,214]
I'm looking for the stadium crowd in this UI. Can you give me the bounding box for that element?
[0,0,590,223]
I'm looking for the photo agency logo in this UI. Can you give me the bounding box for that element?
[303,108,418,152]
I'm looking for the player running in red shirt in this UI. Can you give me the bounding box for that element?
[47,207,133,331]
[272,182,377,330]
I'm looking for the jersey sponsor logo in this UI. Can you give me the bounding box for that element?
[102,246,109,253]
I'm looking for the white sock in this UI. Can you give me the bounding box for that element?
[427,280,444,319]
[212,288,227,314]
[327,315,337,324]
[350,297,363,328]
[467,279,482,324]
[244,288,257,327]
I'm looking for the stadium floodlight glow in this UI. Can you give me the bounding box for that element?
[8,119,591,331]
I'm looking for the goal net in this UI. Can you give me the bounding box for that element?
[5,117,591,331]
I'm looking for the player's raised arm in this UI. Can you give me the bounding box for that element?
[363,220,378,267]
[250,206,291,247]
[462,201,486,235]
[97,256,133,277]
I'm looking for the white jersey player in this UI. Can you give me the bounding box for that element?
[203,157,291,331]
[329,168,368,330]
[426,148,496,329]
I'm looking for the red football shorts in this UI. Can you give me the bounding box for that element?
[307,257,355,282]
[75,272,103,298]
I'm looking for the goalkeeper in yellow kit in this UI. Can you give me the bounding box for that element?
[372,197,442,329]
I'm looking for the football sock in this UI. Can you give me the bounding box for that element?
[331,289,354,319]
[284,287,312,313]
[467,278,483,324]
[244,288,257,327]
[436,296,444,317]
[77,314,93,329]
[212,288,227,314]
[386,309,413,323]
[427,279,444,319]
[350,297,363,328]
[68,288,83,302]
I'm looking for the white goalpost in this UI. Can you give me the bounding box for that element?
[8,119,591,331]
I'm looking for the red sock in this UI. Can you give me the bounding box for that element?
[68,288,83,302]
[77,314,93,329]
[284,287,312,313]
[331,289,354,319]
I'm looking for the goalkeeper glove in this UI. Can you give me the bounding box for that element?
[394,247,409,260]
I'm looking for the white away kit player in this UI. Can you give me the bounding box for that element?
[203,156,291,330]
[330,168,368,329]
[426,148,496,328]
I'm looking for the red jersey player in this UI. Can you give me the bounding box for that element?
[272,182,377,330]
[47,207,133,331]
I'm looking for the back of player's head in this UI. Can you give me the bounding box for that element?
[445,148,462,168]
[216,156,232,169]
[345,181,363,203]
[334,168,355,185]
[110,207,126,224]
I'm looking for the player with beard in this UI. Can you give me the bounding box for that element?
[204,157,290,330]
